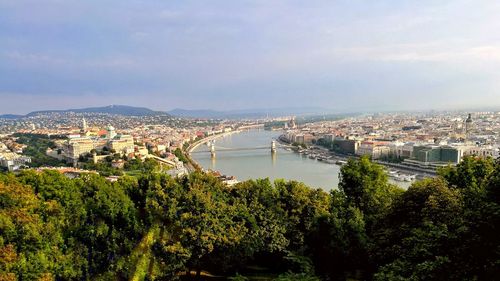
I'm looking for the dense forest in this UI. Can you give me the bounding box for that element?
[0,156,499,280]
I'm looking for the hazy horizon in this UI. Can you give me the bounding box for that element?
[1,1,500,114]
[2,103,499,117]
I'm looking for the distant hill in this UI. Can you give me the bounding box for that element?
[1,105,169,119]
[168,107,331,119]
[2,105,337,120]
[0,114,24,119]
[27,105,168,116]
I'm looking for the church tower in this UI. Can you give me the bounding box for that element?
[82,117,87,131]
[107,125,117,139]
[80,117,88,135]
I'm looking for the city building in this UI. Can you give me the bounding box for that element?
[333,138,359,154]
[288,116,296,129]
[411,145,463,164]
[64,137,96,165]
[389,142,415,159]
[356,141,391,159]
[463,145,499,158]
[109,134,134,153]
[0,152,31,171]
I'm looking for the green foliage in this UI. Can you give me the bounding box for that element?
[174,148,189,163]
[80,161,124,176]
[307,190,368,280]
[439,156,495,194]
[371,157,500,280]
[12,133,68,167]
[274,180,330,250]
[0,170,143,280]
[373,178,465,280]
[339,156,403,229]
[434,157,500,279]
[229,273,249,281]
[274,272,321,281]
[124,157,160,173]
[0,156,499,280]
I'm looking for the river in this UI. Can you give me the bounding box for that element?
[191,129,411,191]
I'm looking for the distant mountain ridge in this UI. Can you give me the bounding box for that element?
[168,107,331,119]
[2,105,339,120]
[0,105,169,119]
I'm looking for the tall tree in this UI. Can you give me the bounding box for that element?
[338,156,402,230]
[373,178,465,280]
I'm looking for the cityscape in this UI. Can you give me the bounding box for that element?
[1,109,498,183]
[1,1,500,280]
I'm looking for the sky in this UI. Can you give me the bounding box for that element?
[1,0,500,114]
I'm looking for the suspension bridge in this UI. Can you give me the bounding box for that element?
[189,140,291,157]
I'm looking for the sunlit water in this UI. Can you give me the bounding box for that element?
[192,129,410,191]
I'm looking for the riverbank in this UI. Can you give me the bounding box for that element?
[277,133,436,179]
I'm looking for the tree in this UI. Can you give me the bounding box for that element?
[177,173,247,277]
[0,176,86,280]
[438,156,500,279]
[173,148,188,163]
[274,180,330,251]
[373,178,465,280]
[2,155,498,280]
[439,156,495,194]
[338,156,402,230]
[307,190,368,280]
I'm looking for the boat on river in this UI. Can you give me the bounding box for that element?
[392,173,416,182]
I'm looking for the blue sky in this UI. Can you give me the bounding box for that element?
[1,0,499,114]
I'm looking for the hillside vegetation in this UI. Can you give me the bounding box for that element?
[0,156,499,280]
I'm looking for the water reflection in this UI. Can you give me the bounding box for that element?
[271,152,277,166]
[211,156,216,168]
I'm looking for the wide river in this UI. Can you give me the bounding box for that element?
[192,129,410,191]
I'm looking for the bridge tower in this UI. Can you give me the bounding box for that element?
[210,141,216,158]
[271,140,277,154]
